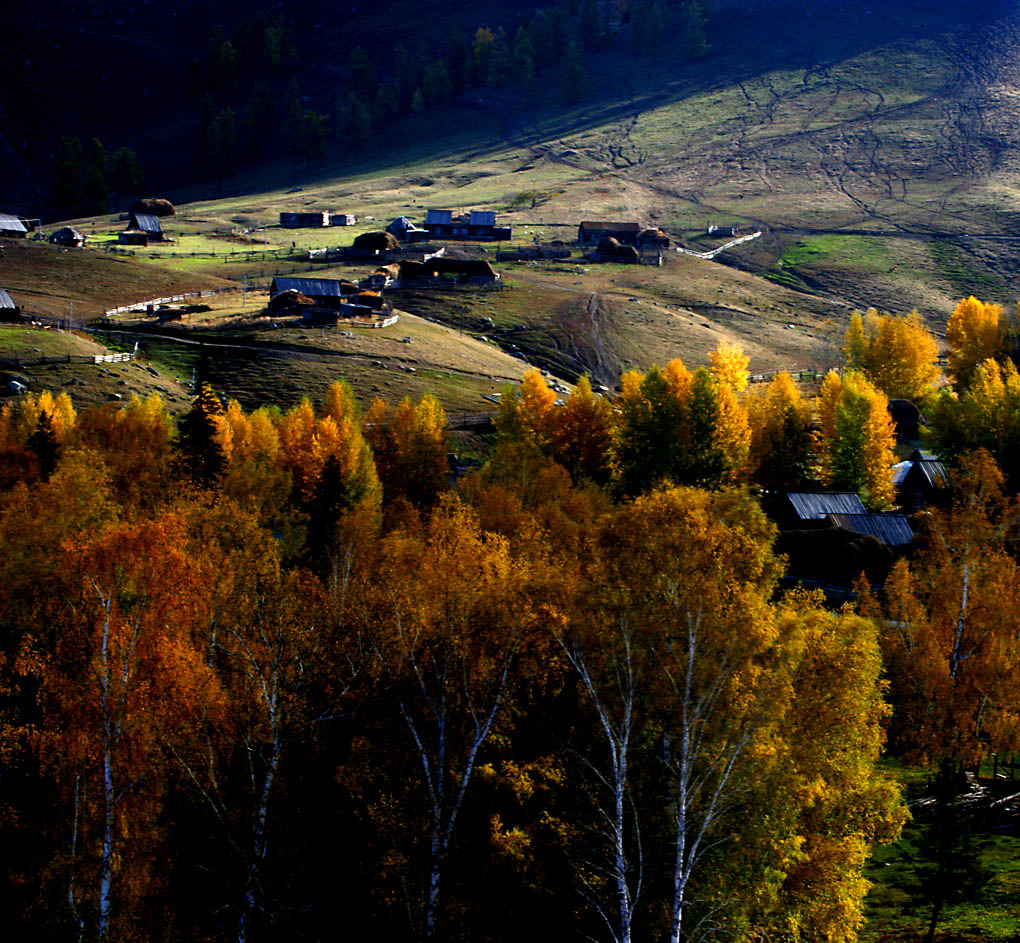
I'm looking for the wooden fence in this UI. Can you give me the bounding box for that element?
[0,351,134,368]
[104,287,240,318]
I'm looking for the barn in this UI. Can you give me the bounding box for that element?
[0,289,22,321]
[128,212,165,241]
[396,258,500,287]
[0,214,29,238]
[50,226,85,248]
[270,277,357,309]
[578,221,641,246]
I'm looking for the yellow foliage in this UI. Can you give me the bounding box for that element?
[709,341,750,392]
[946,295,1005,387]
[842,308,940,402]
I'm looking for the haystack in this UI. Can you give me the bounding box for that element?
[130,197,176,217]
[597,236,640,260]
[353,231,399,251]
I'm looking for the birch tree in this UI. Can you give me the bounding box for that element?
[36,513,215,943]
[378,497,531,942]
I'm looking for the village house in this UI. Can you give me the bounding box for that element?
[638,227,670,248]
[891,449,951,512]
[122,212,166,243]
[0,214,29,238]
[577,221,641,247]
[0,289,22,321]
[50,226,85,248]
[387,216,429,242]
[269,276,359,312]
[423,209,511,241]
[280,211,331,228]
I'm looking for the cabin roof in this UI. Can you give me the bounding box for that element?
[786,491,867,520]
[130,213,162,234]
[827,513,915,547]
[271,277,348,298]
[0,214,27,233]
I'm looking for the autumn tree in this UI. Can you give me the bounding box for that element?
[709,340,750,393]
[747,596,905,942]
[550,375,615,487]
[373,498,534,942]
[32,513,217,943]
[926,358,1020,492]
[614,365,685,495]
[745,371,813,491]
[74,394,173,508]
[860,449,1020,766]
[946,296,1006,387]
[363,393,448,508]
[842,308,940,403]
[816,370,896,509]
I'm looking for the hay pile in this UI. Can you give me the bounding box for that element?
[130,198,176,217]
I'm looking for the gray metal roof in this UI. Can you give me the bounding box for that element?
[0,289,16,309]
[469,211,496,226]
[271,277,348,298]
[425,209,453,225]
[131,213,162,234]
[0,214,27,233]
[786,492,867,519]
[827,513,915,547]
[891,461,911,486]
[893,454,950,489]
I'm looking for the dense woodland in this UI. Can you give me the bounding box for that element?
[1,295,1019,941]
[8,0,709,217]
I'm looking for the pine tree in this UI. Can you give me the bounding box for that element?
[178,383,225,488]
[560,41,588,104]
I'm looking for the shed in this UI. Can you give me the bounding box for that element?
[424,209,456,239]
[118,230,149,246]
[50,226,85,248]
[638,227,670,248]
[128,213,164,240]
[270,277,356,308]
[387,216,429,242]
[578,221,641,246]
[0,214,28,238]
[707,224,739,237]
[892,449,950,512]
[0,289,21,320]
[330,213,357,226]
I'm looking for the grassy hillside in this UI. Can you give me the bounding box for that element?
[8,0,1020,415]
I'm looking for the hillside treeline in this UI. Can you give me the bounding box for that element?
[24,0,708,216]
[1,295,1019,942]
